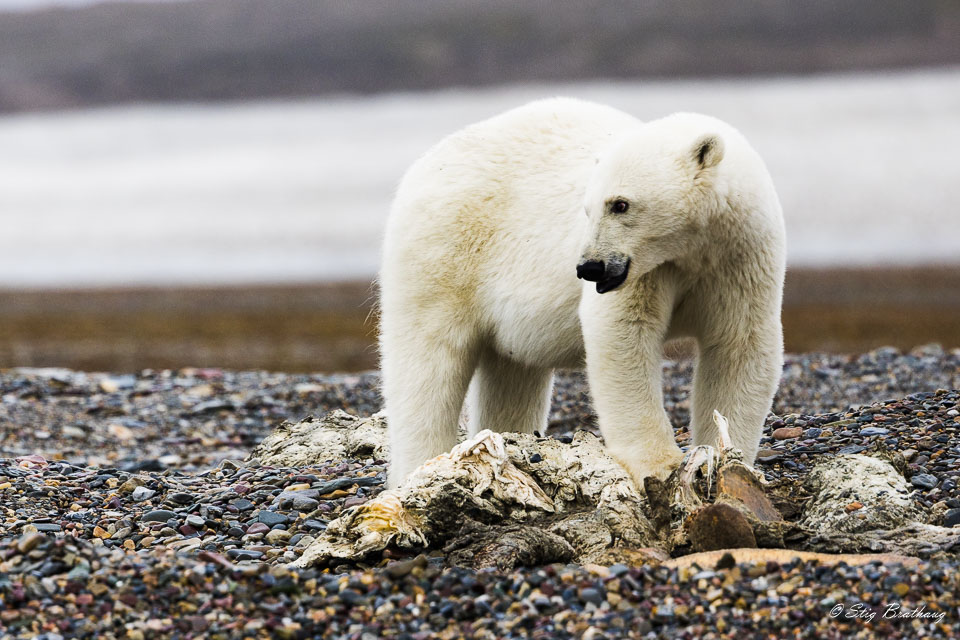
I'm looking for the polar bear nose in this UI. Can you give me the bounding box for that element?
[576,260,605,281]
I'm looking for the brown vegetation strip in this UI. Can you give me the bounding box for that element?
[0,267,957,373]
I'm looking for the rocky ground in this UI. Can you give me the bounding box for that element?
[1,345,959,639]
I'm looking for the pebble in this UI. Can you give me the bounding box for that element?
[315,475,382,495]
[772,427,803,440]
[578,587,604,605]
[167,491,195,505]
[292,496,320,511]
[130,486,156,502]
[257,510,288,526]
[385,554,428,578]
[265,529,292,545]
[141,509,178,523]
[16,532,44,553]
[230,498,255,511]
[944,508,960,528]
[911,474,938,489]
[0,349,957,639]
[838,445,867,455]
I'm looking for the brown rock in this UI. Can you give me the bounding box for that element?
[717,465,782,522]
[591,546,670,567]
[384,554,428,578]
[16,532,44,553]
[198,550,238,571]
[845,501,864,513]
[687,503,757,552]
[772,427,803,440]
[320,489,353,499]
[119,477,146,494]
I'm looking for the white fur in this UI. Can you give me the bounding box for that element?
[379,98,785,488]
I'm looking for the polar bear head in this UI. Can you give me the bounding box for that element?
[577,114,726,293]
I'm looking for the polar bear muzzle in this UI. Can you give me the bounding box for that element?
[576,256,631,293]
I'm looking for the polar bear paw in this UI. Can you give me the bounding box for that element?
[615,446,685,489]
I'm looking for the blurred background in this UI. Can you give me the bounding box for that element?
[0,0,958,373]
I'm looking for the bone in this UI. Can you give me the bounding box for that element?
[259,417,659,570]
[250,410,952,571]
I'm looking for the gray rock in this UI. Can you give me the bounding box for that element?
[944,508,960,528]
[314,475,382,496]
[802,454,923,534]
[185,515,206,528]
[141,509,178,523]
[187,399,237,415]
[257,511,288,526]
[131,486,156,502]
[911,474,938,490]
[292,496,320,511]
[66,562,90,581]
[230,498,254,511]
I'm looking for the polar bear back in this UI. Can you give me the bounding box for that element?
[381,98,641,366]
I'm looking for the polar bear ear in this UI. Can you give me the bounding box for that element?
[692,134,724,170]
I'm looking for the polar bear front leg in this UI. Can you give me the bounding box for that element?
[580,284,684,487]
[690,307,783,465]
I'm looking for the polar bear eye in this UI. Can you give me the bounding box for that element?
[610,199,629,214]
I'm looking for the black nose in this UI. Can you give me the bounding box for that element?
[577,260,605,282]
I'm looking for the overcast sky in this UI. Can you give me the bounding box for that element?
[0,0,182,10]
[1,0,102,8]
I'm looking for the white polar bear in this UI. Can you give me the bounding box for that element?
[379,97,785,489]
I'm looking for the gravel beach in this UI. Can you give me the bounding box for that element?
[2,345,959,639]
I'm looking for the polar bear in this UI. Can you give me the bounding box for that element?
[379,97,785,489]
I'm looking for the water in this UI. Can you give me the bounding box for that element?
[1,67,958,288]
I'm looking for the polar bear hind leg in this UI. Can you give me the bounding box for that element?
[466,349,554,438]
[381,307,480,488]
